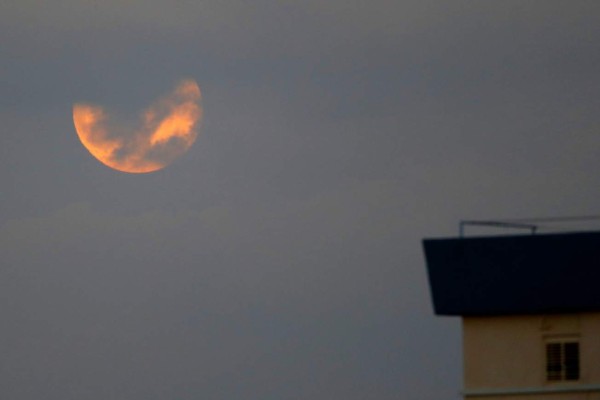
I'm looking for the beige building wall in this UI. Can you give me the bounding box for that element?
[462,313,600,400]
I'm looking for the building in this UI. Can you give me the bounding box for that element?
[423,230,600,399]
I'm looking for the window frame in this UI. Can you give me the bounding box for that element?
[544,336,580,383]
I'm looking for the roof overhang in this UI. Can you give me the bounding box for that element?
[423,231,600,316]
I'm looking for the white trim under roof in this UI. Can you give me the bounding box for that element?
[463,383,600,397]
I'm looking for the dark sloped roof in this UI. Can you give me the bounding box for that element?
[422,231,600,316]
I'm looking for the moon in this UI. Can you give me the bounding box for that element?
[73,79,202,173]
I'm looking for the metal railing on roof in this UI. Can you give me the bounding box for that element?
[459,216,600,237]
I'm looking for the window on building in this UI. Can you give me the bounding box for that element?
[546,341,579,381]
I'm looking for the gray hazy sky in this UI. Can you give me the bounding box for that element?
[1,1,600,399]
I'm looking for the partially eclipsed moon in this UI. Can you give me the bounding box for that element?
[73,79,202,173]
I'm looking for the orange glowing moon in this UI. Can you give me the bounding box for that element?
[73,79,202,173]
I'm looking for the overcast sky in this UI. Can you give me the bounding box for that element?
[1,1,600,399]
